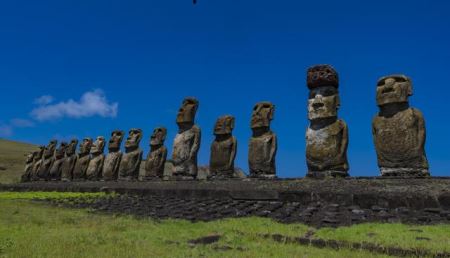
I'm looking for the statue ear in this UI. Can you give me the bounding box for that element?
[335,95,341,109]
[230,117,235,129]
[407,83,413,96]
[269,105,275,120]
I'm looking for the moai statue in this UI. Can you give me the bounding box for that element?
[21,152,36,182]
[31,146,45,181]
[172,97,201,179]
[209,115,238,179]
[372,74,429,177]
[139,127,168,181]
[248,102,277,178]
[72,137,93,180]
[102,130,124,181]
[118,129,143,180]
[61,139,78,181]
[305,65,349,178]
[86,136,106,180]
[48,142,68,180]
[37,140,57,180]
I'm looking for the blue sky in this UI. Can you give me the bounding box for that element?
[1,0,449,177]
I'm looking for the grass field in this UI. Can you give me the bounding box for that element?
[0,139,38,184]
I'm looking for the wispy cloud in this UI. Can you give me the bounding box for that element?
[10,118,35,128]
[30,89,118,121]
[33,95,54,105]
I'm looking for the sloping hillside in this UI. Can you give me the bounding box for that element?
[0,139,38,184]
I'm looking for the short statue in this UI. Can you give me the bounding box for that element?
[305,65,349,178]
[248,102,277,178]
[209,115,237,178]
[61,139,78,181]
[72,138,93,180]
[48,142,67,180]
[102,130,124,180]
[31,146,45,180]
[86,136,106,180]
[118,128,143,180]
[21,151,36,182]
[139,127,168,180]
[172,97,201,179]
[37,140,57,180]
[372,74,429,176]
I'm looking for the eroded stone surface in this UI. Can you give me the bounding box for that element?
[21,151,36,182]
[102,130,124,181]
[372,75,429,176]
[172,98,201,179]
[140,127,167,180]
[249,102,277,178]
[119,129,143,181]
[61,139,78,181]
[48,142,67,180]
[305,65,349,178]
[86,136,105,180]
[72,138,92,180]
[209,115,238,178]
[37,140,57,180]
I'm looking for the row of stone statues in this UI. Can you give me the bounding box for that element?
[22,64,430,181]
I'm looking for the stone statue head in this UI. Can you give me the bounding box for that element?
[214,115,235,135]
[307,86,340,120]
[307,64,339,90]
[90,136,105,154]
[35,146,45,161]
[43,140,57,158]
[55,142,67,159]
[66,139,78,156]
[79,138,93,155]
[150,127,167,146]
[251,102,275,129]
[176,97,199,125]
[376,74,412,106]
[108,130,124,151]
[125,128,143,149]
[25,152,35,163]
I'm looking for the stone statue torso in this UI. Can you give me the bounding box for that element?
[306,119,348,171]
[61,155,77,180]
[248,132,276,175]
[38,158,53,179]
[49,158,64,179]
[373,108,428,169]
[143,147,167,178]
[210,136,235,174]
[72,154,90,180]
[102,152,122,180]
[86,154,105,180]
[172,125,200,176]
[119,149,143,179]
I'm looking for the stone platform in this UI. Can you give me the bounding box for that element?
[2,178,450,227]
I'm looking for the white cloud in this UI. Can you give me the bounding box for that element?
[0,124,13,137]
[10,118,35,128]
[34,95,54,105]
[30,89,118,121]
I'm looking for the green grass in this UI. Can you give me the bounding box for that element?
[0,139,38,184]
[0,192,394,258]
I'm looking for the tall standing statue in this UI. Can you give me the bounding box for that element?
[172,97,201,179]
[209,115,238,178]
[61,139,78,181]
[372,74,429,176]
[48,142,67,180]
[72,137,93,180]
[139,127,168,180]
[118,128,143,180]
[305,65,349,178]
[31,146,45,181]
[21,151,36,182]
[86,136,105,180]
[248,102,277,178]
[102,130,124,181]
[37,140,57,180]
